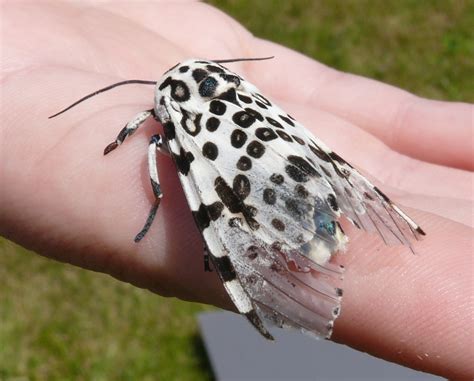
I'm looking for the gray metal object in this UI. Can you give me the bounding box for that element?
[198,311,442,381]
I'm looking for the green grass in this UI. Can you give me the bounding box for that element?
[209,0,473,102]
[1,1,472,380]
[0,240,214,381]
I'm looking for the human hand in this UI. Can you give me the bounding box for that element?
[1,2,472,379]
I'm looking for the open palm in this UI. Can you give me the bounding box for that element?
[1,2,472,379]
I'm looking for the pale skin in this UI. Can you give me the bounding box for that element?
[1,2,473,379]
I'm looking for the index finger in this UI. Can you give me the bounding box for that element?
[250,39,474,171]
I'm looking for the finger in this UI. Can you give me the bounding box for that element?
[0,64,227,304]
[333,209,473,380]
[283,101,473,202]
[93,1,251,60]
[377,189,474,228]
[93,1,474,173]
[250,39,474,171]
[3,67,472,379]
[2,1,182,80]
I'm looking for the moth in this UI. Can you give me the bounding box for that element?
[50,57,425,340]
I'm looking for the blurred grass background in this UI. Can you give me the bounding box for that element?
[1,1,472,380]
[212,0,472,101]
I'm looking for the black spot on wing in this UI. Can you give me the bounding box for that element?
[310,145,350,178]
[192,202,224,230]
[329,151,353,168]
[238,94,252,104]
[285,165,308,183]
[288,155,321,178]
[327,194,339,211]
[271,218,285,231]
[232,110,256,128]
[158,76,172,90]
[309,143,331,162]
[207,202,224,220]
[212,255,237,282]
[279,114,295,126]
[180,111,202,136]
[247,245,259,260]
[206,64,225,73]
[233,174,251,200]
[192,68,207,82]
[206,117,220,131]
[292,135,305,145]
[173,148,194,175]
[253,92,272,106]
[215,177,244,214]
[231,129,247,148]
[236,156,252,171]
[219,73,241,87]
[229,217,242,228]
[163,121,175,140]
[336,221,345,235]
[263,188,276,205]
[214,176,259,230]
[266,117,284,129]
[217,88,240,106]
[243,108,263,122]
[285,198,310,220]
[202,142,218,161]
[276,130,293,142]
[247,140,265,158]
[270,173,284,185]
[170,80,190,102]
[295,184,309,198]
[209,100,227,115]
[256,127,278,141]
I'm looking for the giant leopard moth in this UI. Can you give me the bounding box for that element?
[50,57,425,340]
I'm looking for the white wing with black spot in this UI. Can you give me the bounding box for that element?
[155,58,424,340]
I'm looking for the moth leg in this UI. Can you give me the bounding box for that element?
[104,109,154,155]
[204,245,213,272]
[134,134,164,243]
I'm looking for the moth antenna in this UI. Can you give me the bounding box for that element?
[49,79,157,119]
[212,56,274,64]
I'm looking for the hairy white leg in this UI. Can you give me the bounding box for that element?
[104,109,154,154]
[134,134,166,242]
